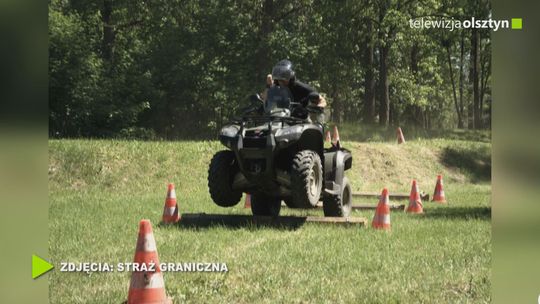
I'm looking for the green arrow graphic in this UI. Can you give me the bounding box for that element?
[32,255,54,279]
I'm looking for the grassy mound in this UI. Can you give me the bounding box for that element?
[49,136,490,195]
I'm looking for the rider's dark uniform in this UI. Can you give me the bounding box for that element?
[287,80,316,106]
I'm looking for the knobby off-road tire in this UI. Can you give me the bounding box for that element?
[291,150,323,208]
[208,150,242,207]
[323,176,352,217]
[251,193,281,216]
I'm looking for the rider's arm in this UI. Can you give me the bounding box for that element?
[315,95,327,108]
[260,74,274,102]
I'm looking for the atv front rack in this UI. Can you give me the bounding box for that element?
[231,115,306,126]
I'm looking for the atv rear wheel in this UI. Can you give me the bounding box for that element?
[208,151,242,207]
[323,177,352,217]
[291,150,323,208]
[251,193,281,216]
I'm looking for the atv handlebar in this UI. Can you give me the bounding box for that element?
[231,114,307,125]
[233,92,323,123]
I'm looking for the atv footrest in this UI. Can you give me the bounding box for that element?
[324,181,341,196]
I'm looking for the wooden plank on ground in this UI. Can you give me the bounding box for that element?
[281,202,405,210]
[351,203,405,210]
[178,213,367,228]
[352,192,429,201]
[302,216,367,224]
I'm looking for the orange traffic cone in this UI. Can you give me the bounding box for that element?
[332,125,341,148]
[432,175,447,203]
[244,193,251,208]
[406,180,424,214]
[397,127,405,144]
[127,220,172,304]
[372,188,391,230]
[162,183,180,224]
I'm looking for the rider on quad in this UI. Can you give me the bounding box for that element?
[207,59,352,218]
[262,60,327,123]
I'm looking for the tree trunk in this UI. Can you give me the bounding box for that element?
[378,45,390,127]
[471,28,481,129]
[458,32,465,128]
[255,0,274,82]
[410,42,423,128]
[101,0,115,63]
[331,81,342,123]
[480,40,490,127]
[445,41,462,129]
[389,98,397,125]
[362,20,376,124]
[376,2,390,127]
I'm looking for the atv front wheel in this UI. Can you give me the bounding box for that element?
[323,177,352,217]
[283,198,298,209]
[291,150,323,208]
[208,150,242,207]
[251,193,281,216]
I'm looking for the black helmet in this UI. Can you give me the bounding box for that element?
[272,59,295,81]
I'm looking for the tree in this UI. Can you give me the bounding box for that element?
[363,18,377,124]
[49,0,492,138]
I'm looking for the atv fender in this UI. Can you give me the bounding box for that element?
[297,127,324,160]
[323,149,352,196]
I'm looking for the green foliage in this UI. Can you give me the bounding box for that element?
[49,0,492,139]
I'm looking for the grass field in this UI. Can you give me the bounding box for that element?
[49,131,491,303]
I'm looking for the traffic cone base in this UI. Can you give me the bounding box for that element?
[372,205,391,229]
[162,183,180,223]
[434,196,446,203]
[162,206,179,223]
[372,188,391,230]
[432,175,447,203]
[406,204,423,213]
[406,180,424,214]
[128,272,171,304]
[127,220,172,304]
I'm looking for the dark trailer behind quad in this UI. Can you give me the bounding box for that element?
[208,86,353,217]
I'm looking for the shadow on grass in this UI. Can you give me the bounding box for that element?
[440,145,491,182]
[162,213,366,230]
[165,213,305,231]
[425,206,491,220]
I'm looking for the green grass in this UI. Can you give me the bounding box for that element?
[49,134,491,303]
[332,122,491,143]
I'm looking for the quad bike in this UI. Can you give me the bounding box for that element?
[208,86,353,217]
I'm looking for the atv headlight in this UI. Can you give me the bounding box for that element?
[220,125,239,137]
[275,125,303,138]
